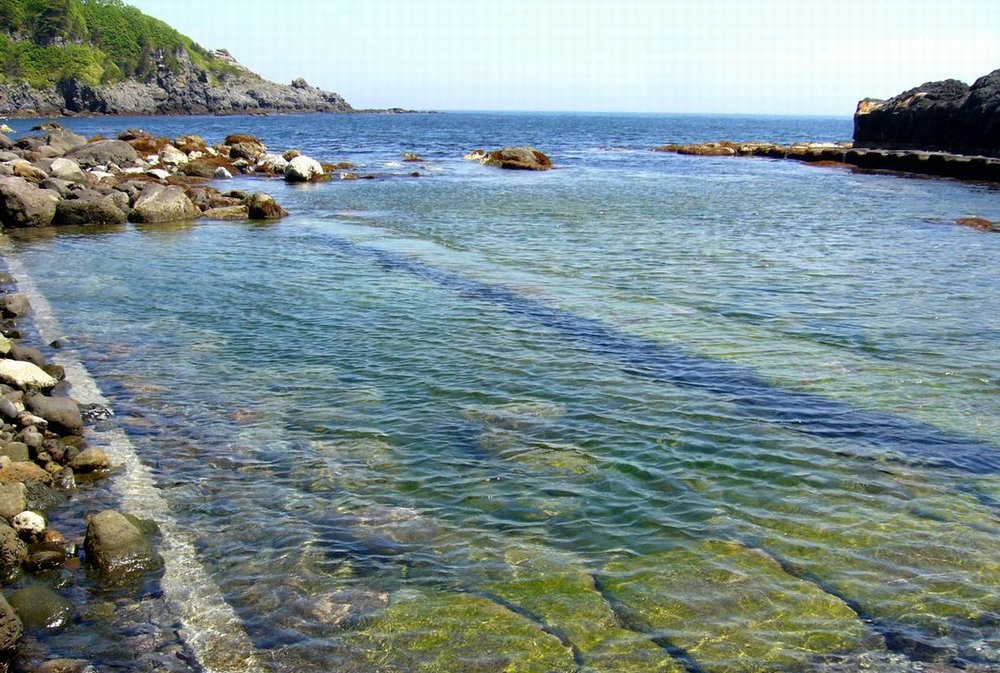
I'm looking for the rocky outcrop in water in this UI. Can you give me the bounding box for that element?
[465,147,554,170]
[0,49,352,117]
[854,68,1000,157]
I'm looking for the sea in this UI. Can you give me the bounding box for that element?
[1,111,999,673]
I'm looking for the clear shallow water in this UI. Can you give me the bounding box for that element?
[4,112,1000,672]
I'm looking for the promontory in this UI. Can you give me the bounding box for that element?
[0,0,352,116]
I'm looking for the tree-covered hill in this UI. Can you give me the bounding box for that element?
[0,0,239,88]
[0,0,352,115]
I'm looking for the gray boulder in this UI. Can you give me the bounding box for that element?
[84,510,163,578]
[40,177,73,198]
[67,139,139,169]
[0,591,22,652]
[54,194,128,226]
[0,176,59,228]
[0,483,26,520]
[11,345,45,367]
[0,133,12,151]
[43,128,88,155]
[48,157,87,183]
[26,394,83,436]
[129,184,200,223]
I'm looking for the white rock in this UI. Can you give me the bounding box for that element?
[0,360,57,390]
[206,147,218,156]
[158,144,188,166]
[147,168,171,180]
[284,155,324,182]
[12,511,45,538]
[121,166,146,175]
[214,167,233,179]
[258,153,289,173]
[88,170,115,181]
[464,150,487,161]
[0,124,12,134]
[188,150,204,161]
[48,157,87,183]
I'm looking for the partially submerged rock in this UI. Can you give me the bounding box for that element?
[6,585,74,632]
[83,510,163,579]
[284,155,325,182]
[0,591,22,651]
[480,146,553,170]
[129,184,200,223]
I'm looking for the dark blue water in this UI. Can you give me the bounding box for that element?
[4,112,1000,673]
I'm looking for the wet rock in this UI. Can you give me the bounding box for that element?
[954,217,998,232]
[68,448,109,473]
[25,394,83,436]
[25,547,67,573]
[481,146,553,170]
[0,521,26,571]
[36,658,95,673]
[129,184,200,223]
[11,345,45,368]
[79,404,113,424]
[84,510,163,579]
[48,158,87,184]
[284,155,325,182]
[0,483,26,520]
[463,149,486,161]
[246,192,288,220]
[7,585,74,631]
[12,511,45,540]
[402,152,423,162]
[294,588,389,632]
[213,166,233,179]
[0,360,57,391]
[0,591,22,652]
[0,176,59,228]
[201,205,248,221]
[54,194,128,226]
[67,139,139,169]
[1,292,31,318]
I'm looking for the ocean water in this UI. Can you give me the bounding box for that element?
[3,112,1000,673]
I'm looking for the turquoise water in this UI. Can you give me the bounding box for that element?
[4,112,1000,672]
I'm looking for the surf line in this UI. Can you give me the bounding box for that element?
[317,233,999,474]
[3,255,264,673]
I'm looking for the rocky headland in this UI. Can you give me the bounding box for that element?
[853,68,1000,157]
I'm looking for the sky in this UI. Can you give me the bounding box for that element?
[124,0,1000,115]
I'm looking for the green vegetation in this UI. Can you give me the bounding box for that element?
[0,0,239,88]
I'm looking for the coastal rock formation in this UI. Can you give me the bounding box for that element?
[854,68,1000,156]
[477,147,553,171]
[84,510,163,579]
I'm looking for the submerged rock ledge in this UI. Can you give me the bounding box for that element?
[653,141,1000,184]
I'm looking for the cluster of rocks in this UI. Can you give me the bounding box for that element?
[0,123,357,229]
[0,48,352,118]
[854,68,1000,157]
[463,147,553,171]
[0,280,165,670]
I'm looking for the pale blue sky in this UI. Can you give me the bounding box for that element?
[125,0,1000,115]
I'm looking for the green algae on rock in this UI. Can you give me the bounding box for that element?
[601,539,881,673]
[342,590,575,672]
[479,544,685,673]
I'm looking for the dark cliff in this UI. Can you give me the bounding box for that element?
[854,69,1000,157]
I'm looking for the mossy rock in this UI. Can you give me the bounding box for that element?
[601,540,880,673]
[480,544,684,673]
[342,590,575,672]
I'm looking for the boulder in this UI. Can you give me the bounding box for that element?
[0,176,59,228]
[67,139,139,169]
[854,68,1000,156]
[157,144,188,166]
[2,292,31,318]
[284,155,324,182]
[0,443,29,462]
[54,194,128,226]
[0,521,26,571]
[129,184,200,223]
[11,511,45,540]
[247,192,288,220]
[84,510,163,578]
[201,205,249,220]
[11,161,48,184]
[181,156,237,178]
[11,345,45,367]
[25,394,83,436]
[48,158,87,183]
[43,128,88,154]
[214,166,233,179]
[224,134,266,161]
[146,168,171,180]
[0,591,22,652]
[481,147,553,170]
[0,334,10,355]
[0,360,58,390]
[257,153,289,173]
[0,461,52,484]
[68,447,110,473]
[7,585,74,631]
[0,483,26,520]
[0,133,12,151]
